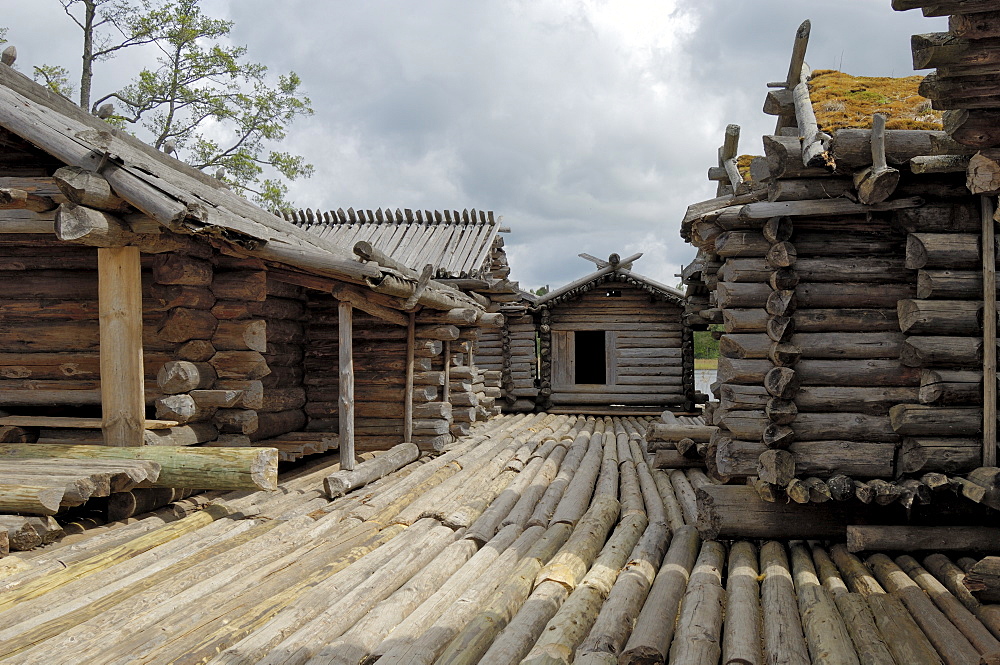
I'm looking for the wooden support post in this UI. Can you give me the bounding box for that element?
[339,300,355,471]
[443,340,451,403]
[405,311,415,442]
[984,195,997,466]
[98,246,145,446]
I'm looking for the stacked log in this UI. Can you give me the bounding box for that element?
[888,202,991,473]
[685,113,997,497]
[303,298,469,452]
[538,307,553,410]
[500,314,539,410]
[0,235,181,416]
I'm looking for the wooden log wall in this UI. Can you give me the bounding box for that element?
[542,282,689,408]
[477,313,537,412]
[688,132,997,496]
[0,234,180,419]
[304,299,468,452]
[197,258,311,444]
[896,201,996,476]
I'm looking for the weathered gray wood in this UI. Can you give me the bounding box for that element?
[760,541,811,665]
[867,553,982,665]
[721,540,763,665]
[324,442,419,497]
[338,301,355,471]
[716,438,895,479]
[789,540,860,665]
[854,114,900,205]
[666,540,726,664]
[896,554,1000,657]
[982,195,997,466]
[811,546,897,665]
[902,336,983,368]
[906,233,981,270]
[889,404,982,436]
[620,526,701,665]
[849,526,1000,553]
[899,437,982,474]
[829,545,944,665]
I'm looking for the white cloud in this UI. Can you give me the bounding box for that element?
[1,1,947,292]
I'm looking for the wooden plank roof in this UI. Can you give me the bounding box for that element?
[534,253,685,308]
[0,62,483,312]
[283,207,501,279]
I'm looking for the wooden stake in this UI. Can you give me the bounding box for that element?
[338,300,355,471]
[98,246,145,446]
[983,195,997,466]
[405,311,415,442]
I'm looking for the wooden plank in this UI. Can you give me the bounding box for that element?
[98,246,145,446]
[606,331,617,386]
[339,301,355,471]
[552,330,573,389]
[984,195,997,465]
[404,312,415,442]
[0,416,177,429]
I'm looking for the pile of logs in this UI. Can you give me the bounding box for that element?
[2,412,1000,665]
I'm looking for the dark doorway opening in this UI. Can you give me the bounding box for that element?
[575,330,606,384]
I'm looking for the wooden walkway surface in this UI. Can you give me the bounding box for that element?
[0,412,995,664]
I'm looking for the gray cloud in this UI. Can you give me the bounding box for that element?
[2,1,947,290]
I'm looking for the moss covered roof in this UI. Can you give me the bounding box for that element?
[809,69,942,132]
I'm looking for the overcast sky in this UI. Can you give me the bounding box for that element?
[3,1,945,290]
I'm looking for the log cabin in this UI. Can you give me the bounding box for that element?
[531,253,694,413]
[676,9,1000,514]
[0,54,502,518]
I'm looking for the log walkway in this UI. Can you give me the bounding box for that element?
[0,412,996,664]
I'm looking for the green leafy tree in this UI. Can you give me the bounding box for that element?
[33,64,74,99]
[93,0,313,210]
[693,324,723,359]
[51,0,313,211]
[57,0,162,109]
[532,286,549,296]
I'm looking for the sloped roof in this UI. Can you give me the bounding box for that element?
[285,207,501,279]
[0,62,482,311]
[534,254,685,308]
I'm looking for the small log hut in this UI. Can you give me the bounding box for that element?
[677,5,1000,520]
[0,55,500,526]
[530,253,694,413]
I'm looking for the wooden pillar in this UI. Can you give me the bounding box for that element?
[983,195,997,466]
[98,246,145,446]
[405,311,415,442]
[338,300,355,471]
[443,340,451,403]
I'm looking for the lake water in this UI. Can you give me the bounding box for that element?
[695,369,717,399]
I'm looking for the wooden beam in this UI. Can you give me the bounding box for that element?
[331,283,409,326]
[984,195,997,466]
[443,340,451,403]
[0,416,176,429]
[403,263,435,310]
[98,246,145,446]
[405,312,415,442]
[339,300,355,471]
